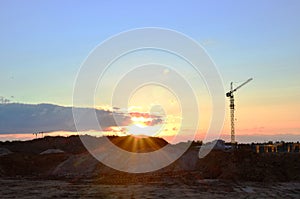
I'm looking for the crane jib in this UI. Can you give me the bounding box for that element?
[226,77,253,144]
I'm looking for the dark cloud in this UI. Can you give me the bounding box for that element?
[0,103,130,134]
[0,103,163,134]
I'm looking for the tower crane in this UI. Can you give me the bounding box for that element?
[226,78,253,144]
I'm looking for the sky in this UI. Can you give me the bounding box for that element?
[0,0,299,142]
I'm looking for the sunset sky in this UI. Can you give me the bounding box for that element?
[0,1,299,142]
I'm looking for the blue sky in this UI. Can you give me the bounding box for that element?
[0,0,299,141]
[0,1,299,104]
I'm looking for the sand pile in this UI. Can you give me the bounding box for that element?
[40,149,64,155]
[0,136,300,182]
[52,153,98,177]
[0,148,12,156]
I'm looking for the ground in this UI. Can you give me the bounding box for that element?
[1,136,300,198]
[1,178,299,199]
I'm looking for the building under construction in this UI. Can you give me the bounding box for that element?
[252,142,300,153]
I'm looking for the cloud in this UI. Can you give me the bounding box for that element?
[128,112,163,126]
[0,103,164,134]
[0,103,130,134]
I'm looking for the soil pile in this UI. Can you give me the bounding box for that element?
[0,136,299,182]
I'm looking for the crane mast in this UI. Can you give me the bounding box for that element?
[226,78,253,144]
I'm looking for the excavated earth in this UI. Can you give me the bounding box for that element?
[0,136,299,198]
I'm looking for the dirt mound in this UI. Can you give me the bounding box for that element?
[108,135,168,153]
[0,135,87,154]
[194,149,300,182]
[40,149,64,154]
[52,153,99,178]
[0,135,168,154]
[0,148,12,156]
[0,136,299,182]
[0,153,69,177]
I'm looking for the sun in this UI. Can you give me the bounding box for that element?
[130,116,152,128]
[127,112,163,136]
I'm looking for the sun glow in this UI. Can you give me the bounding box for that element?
[131,115,153,128]
[125,84,183,139]
[128,113,160,135]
